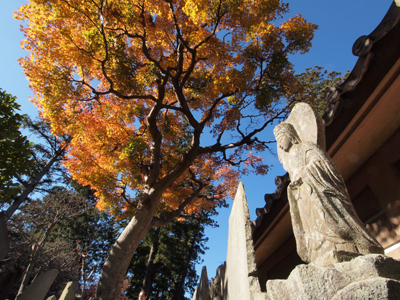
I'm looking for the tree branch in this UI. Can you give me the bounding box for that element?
[150,185,204,228]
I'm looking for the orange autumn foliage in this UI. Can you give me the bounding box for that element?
[16,0,317,219]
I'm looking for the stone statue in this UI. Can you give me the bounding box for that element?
[274,103,383,266]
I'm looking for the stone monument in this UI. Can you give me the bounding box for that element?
[193,266,210,300]
[210,263,225,300]
[265,103,400,299]
[273,103,383,266]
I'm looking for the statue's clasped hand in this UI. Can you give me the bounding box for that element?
[289,178,303,190]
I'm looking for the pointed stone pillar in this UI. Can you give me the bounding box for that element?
[193,266,210,300]
[224,183,265,300]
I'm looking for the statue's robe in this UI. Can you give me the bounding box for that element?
[286,142,383,266]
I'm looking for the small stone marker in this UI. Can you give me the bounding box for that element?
[59,281,76,300]
[210,263,225,299]
[18,269,58,300]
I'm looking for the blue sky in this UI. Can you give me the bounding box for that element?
[0,0,393,290]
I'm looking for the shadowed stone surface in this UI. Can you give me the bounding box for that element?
[333,278,400,300]
[18,269,58,300]
[210,263,225,300]
[193,266,210,300]
[274,103,383,266]
[266,254,400,300]
[59,282,76,300]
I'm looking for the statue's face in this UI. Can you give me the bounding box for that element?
[277,134,292,152]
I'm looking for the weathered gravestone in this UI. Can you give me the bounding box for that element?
[17,269,58,300]
[266,103,400,299]
[59,281,76,300]
[192,183,268,300]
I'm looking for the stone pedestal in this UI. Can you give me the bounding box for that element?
[266,254,400,300]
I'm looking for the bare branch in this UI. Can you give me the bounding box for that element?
[150,181,205,227]
[200,106,289,155]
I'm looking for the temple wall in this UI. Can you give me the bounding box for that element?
[346,127,400,257]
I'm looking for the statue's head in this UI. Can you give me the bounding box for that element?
[274,122,300,152]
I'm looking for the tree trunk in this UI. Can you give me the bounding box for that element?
[0,150,64,264]
[94,137,199,300]
[173,231,199,300]
[0,213,9,261]
[95,199,159,300]
[81,256,86,300]
[142,227,161,297]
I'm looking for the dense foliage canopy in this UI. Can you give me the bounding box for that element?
[0,89,33,203]
[289,66,348,115]
[17,0,317,218]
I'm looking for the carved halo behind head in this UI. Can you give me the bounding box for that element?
[285,103,326,150]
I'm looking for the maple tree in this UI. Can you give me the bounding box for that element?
[17,0,317,298]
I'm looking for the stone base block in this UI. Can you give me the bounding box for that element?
[266,254,400,300]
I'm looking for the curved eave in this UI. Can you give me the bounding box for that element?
[326,2,400,180]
